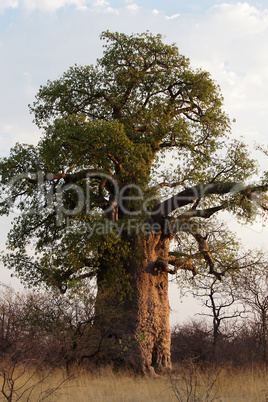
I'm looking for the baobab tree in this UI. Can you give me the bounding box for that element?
[0,31,267,373]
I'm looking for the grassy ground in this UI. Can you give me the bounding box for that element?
[0,363,268,401]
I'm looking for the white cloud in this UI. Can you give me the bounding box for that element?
[105,7,119,13]
[92,0,109,7]
[210,2,268,35]
[0,0,113,12]
[0,0,19,11]
[92,1,118,14]
[165,13,180,20]
[21,0,89,11]
[126,4,139,11]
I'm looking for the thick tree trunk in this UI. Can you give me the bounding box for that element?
[94,231,172,374]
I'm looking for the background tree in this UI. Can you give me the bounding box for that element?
[173,223,251,356]
[193,278,242,353]
[171,248,268,367]
[0,31,267,373]
[236,259,268,365]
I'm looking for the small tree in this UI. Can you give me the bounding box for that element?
[194,278,244,353]
[173,224,260,360]
[237,260,268,365]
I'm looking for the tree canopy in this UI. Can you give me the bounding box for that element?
[0,30,267,291]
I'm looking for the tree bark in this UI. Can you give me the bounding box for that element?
[94,231,172,374]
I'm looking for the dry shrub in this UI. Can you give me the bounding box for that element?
[171,319,268,368]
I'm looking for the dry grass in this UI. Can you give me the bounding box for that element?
[213,365,268,401]
[56,368,174,402]
[0,363,268,401]
[170,363,268,401]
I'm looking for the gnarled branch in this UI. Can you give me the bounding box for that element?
[153,181,268,218]
[154,255,198,276]
[191,230,223,280]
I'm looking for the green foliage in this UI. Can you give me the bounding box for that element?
[0,31,266,290]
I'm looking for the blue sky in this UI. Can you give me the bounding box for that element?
[1,0,267,14]
[113,0,267,13]
[0,0,267,322]
[1,0,266,152]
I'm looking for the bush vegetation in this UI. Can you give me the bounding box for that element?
[0,286,267,401]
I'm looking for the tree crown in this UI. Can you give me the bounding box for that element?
[0,31,267,289]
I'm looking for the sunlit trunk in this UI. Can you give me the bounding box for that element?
[94,231,172,374]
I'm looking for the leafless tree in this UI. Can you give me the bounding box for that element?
[236,258,268,365]
[192,277,245,357]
